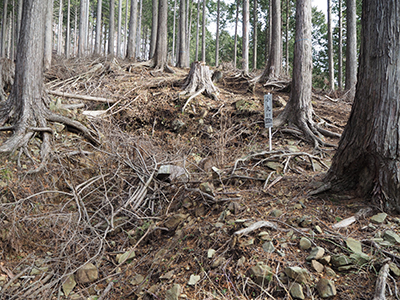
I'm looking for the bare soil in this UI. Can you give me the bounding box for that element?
[0,57,398,300]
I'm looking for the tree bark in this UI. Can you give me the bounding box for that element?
[78,0,88,57]
[252,0,257,70]
[177,0,187,67]
[233,1,239,68]
[136,0,143,58]
[345,0,357,101]
[65,0,71,58]
[152,0,172,72]
[117,0,123,57]
[338,0,343,90]
[201,0,206,62]
[44,0,53,68]
[215,0,220,67]
[326,0,400,213]
[126,0,137,60]
[95,0,102,54]
[150,0,158,58]
[195,0,200,61]
[242,0,249,75]
[259,0,281,82]
[285,0,289,75]
[57,0,64,56]
[327,0,334,91]
[1,0,9,57]
[108,0,115,56]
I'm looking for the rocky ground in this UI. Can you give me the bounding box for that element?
[0,57,399,300]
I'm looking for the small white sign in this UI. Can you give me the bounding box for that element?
[264,94,273,128]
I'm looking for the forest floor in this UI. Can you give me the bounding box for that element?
[0,57,399,300]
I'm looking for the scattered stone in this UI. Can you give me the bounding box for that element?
[284,267,311,284]
[290,282,305,299]
[211,257,226,268]
[337,265,354,271]
[314,225,323,234]
[240,238,254,247]
[157,165,188,182]
[389,262,400,277]
[350,253,371,266]
[318,256,331,265]
[207,249,216,259]
[117,249,135,264]
[130,274,145,285]
[306,247,325,261]
[62,274,76,297]
[325,266,336,277]
[237,256,246,267]
[76,263,99,284]
[370,213,387,224]
[166,284,181,300]
[30,266,49,275]
[299,237,312,250]
[262,241,275,253]
[188,274,201,285]
[258,231,270,241]
[383,230,400,244]
[199,182,215,196]
[164,214,188,229]
[160,270,175,280]
[299,215,313,227]
[270,209,283,218]
[346,237,363,254]
[265,161,282,171]
[316,278,337,298]
[214,222,224,228]
[249,262,273,285]
[331,255,352,268]
[171,119,185,132]
[311,260,324,273]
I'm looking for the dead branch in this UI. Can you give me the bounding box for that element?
[234,220,278,235]
[48,90,116,104]
[373,261,391,300]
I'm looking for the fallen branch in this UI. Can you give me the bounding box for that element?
[47,90,116,104]
[373,260,391,300]
[234,220,278,236]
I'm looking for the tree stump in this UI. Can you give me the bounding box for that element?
[180,61,219,112]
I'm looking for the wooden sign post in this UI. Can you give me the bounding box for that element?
[264,94,273,151]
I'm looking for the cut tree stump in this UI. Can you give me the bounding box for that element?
[180,61,219,112]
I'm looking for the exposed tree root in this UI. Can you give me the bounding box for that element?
[0,93,99,172]
[180,61,219,112]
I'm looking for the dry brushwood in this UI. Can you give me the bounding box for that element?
[180,61,219,112]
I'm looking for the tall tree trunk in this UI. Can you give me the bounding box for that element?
[108,0,115,56]
[1,0,9,57]
[215,0,220,67]
[345,0,357,100]
[65,0,71,58]
[124,0,128,56]
[117,0,122,57]
[79,0,88,57]
[186,2,192,65]
[44,0,54,68]
[177,0,187,67]
[136,0,143,58]
[172,0,177,63]
[195,0,200,60]
[260,0,281,82]
[252,0,257,70]
[126,0,137,60]
[327,0,334,90]
[16,0,22,49]
[95,0,102,54]
[337,0,343,90]
[326,0,400,213]
[152,0,172,72]
[74,5,78,56]
[285,0,289,75]
[201,0,206,62]
[150,0,158,58]
[57,0,64,55]
[242,0,249,75]
[273,0,336,147]
[233,0,239,68]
